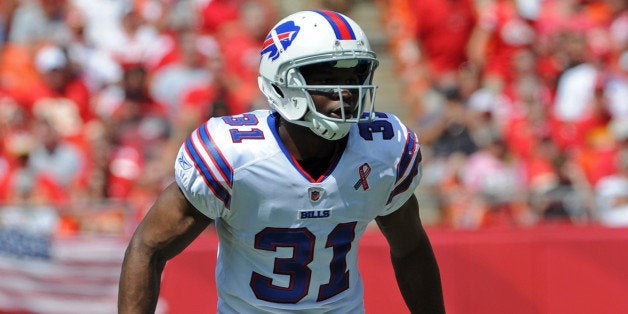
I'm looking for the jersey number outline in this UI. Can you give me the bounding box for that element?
[250,222,357,304]
[358,112,394,140]
[223,114,265,142]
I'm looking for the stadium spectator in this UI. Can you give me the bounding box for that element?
[104,64,170,200]
[460,137,531,227]
[498,48,553,157]
[27,116,87,201]
[63,5,123,93]
[198,0,242,35]
[595,147,628,226]
[409,0,477,82]
[2,132,64,205]
[419,87,478,158]
[528,135,596,223]
[7,0,71,47]
[148,28,217,118]
[467,0,537,91]
[549,31,609,152]
[212,0,277,114]
[602,47,628,125]
[572,127,620,189]
[0,92,21,202]
[69,0,134,56]
[108,9,162,69]
[24,44,93,148]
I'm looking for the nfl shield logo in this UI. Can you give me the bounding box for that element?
[308,187,325,202]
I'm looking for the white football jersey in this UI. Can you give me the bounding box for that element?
[174,110,422,313]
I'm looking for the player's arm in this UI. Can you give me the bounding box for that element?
[118,182,212,313]
[375,194,445,313]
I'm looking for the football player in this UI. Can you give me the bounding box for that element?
[119,9,445,313]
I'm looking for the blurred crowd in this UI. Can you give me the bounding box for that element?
[0,0,280,234]
[378,0,628,228]
[0,0,626,234]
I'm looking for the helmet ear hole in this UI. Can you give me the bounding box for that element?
[272,84,284,98]
[258,76,308,120]
[258,77,285,100]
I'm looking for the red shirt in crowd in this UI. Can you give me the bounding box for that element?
[409,0,477,76]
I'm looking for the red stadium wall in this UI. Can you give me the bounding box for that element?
[161,225,628,314]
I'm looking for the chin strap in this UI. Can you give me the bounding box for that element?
[292,111,352,141]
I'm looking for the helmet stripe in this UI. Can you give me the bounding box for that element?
[313,10,356,40]
[262,32,290,50]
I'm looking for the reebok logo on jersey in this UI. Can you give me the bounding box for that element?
[178,155,192,170]
[298,209,331,219]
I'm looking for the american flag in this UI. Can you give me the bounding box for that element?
[0,227,127,314]
[0,228,127,314]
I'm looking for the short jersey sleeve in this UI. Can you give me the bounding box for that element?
[174,121,233,219]
[380,118,423,216]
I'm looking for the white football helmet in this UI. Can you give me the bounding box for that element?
[258,10,379,140]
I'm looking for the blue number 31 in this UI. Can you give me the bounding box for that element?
[250,222,357,303]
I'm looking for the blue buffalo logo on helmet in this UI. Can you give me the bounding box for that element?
[261,21,300,61]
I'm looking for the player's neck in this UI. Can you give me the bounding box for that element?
[277,117,342,161]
